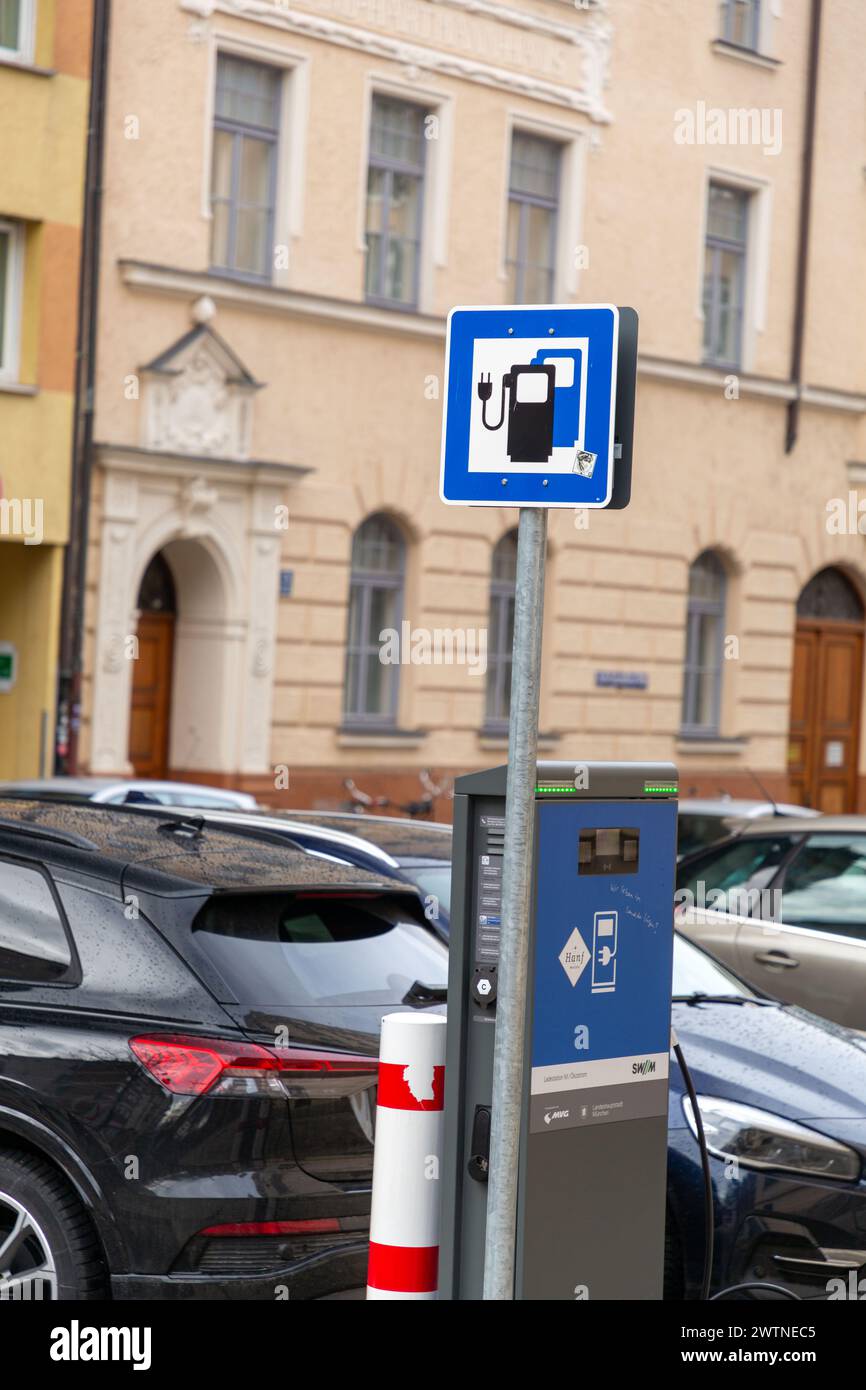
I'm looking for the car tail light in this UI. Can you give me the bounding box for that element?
[173,1214,369,1275]
[199,1219,340,1236]
[130,1033,377,1098]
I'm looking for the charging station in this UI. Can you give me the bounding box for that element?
[439,760,678,1300]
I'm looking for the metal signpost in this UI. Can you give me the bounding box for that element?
[439,305,637,1298]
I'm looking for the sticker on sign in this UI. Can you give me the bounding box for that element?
[439,304,620,509]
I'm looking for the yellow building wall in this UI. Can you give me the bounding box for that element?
[0,542,63,776]
[0,0,93,775]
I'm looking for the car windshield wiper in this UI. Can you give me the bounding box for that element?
[672,991,775,1007]
[402,979,447,1006]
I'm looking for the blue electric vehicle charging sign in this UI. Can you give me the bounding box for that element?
[439,304,619,508]
[528,797,677,1135]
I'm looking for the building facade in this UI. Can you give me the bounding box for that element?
[79,0,866,815]
[0,0,94,777]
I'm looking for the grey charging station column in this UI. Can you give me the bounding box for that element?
[439,760,679,1300]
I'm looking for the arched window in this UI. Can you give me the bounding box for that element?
[343,514,406,725]
[797,568,864,623]
[137,552,177,615]
[681,550,726,735]
[485,530,518,731]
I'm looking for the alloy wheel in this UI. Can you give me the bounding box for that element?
[0,1190,58,1301]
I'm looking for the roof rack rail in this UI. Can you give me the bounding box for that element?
[0,817,99,852]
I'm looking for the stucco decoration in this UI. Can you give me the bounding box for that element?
[141,323,262,461]
[179,476,220,537]
[178,0,614,122]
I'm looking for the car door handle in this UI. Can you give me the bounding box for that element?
[753,950,800,969]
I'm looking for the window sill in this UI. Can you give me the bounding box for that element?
[711,40,781,71]
[338,727,428,749]
[677,735,748,758]
[0,380,38,397]
[478,728,560,750]
[701,356,742,375]
[364,295,420,315]
[207,265,274,289]
[0,54,55,78]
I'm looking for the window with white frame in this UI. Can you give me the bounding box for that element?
[703,183,749,368]
[681,551,727,736]
[506,131,561,304]
[364,95,428,310]
[210,54,281,280]
[719,0,762,52]
[0,0,33,62]
[0,220,23,381]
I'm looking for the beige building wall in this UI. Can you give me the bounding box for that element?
[80,0,866,814]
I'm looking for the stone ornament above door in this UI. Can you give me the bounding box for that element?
[141,320,263,461]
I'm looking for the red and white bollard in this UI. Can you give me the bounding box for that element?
[366,1011,446,1300]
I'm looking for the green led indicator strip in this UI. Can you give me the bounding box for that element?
[535,784,575,793]
[644,783,678,794]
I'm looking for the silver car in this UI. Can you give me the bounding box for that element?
[677,796,818,858]
[676,815,866,1031]
[0,776,259,812]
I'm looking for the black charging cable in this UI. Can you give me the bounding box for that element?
[671,1027,801,1304]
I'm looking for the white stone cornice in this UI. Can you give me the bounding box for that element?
[95,442,312,487]
[179,0,613,121]
[119,259,448,339]
[118,261,866,416]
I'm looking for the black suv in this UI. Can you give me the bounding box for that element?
[0,800,446,1300]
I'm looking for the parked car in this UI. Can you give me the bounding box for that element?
[0,798,445,1300]
[677,797,818,858]
[668,932,866,1298]
[275,810,453,934]
[0,777,259,812]
[676,815,866,1030]
[89,804,450,943]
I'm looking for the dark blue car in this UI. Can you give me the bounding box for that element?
[277,813,866,1298]
[668,932,866,1298]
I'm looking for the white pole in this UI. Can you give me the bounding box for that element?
[367,1011,447,1300]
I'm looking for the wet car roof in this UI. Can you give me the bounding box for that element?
[274,810,452,860]
[0,799,399,895]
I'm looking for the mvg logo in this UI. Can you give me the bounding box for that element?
[544,1107,570,1125]
[632,1059,656,1076]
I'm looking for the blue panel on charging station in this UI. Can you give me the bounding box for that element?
[528,798,677,1135]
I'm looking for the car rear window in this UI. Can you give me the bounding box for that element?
[403,864,451,915]
[193,892,448,1006]
[677,813,732,858]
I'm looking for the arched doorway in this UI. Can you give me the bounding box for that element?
[789,568,865,812]
[128,552,177,777]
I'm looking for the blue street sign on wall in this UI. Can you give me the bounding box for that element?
[439,304,619,509]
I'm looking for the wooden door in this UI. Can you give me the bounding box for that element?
[128,611,175,777]
[788,621,863,812]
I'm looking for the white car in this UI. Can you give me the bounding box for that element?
[0,777,259,812]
